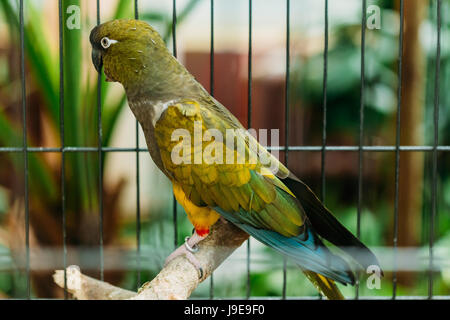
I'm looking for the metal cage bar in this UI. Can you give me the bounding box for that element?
[246,0,252,300]
[429,0,442,300]
[321,0,328,204]
[318,0,329,301]
[19,0,30,300]
[282,0,291,300]
[393,0,405,300]
[355,0,367,299]
[1,145,449,154]
[210,0,215,299]
[172,0,179,259]
[57,0,68,300]
[96,0,105,283]
[134,0,142,291]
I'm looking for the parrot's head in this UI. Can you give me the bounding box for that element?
[89,19,169,88]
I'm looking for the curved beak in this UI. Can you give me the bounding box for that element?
[91,48,103,74]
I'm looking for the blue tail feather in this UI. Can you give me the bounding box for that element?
[216,207,355,285]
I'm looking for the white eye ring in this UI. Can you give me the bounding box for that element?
[101,37,111,49]
[100,37,118,49]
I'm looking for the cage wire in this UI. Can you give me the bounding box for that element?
[2,0,446,299]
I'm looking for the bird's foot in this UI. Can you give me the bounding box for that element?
[164,231,207,279]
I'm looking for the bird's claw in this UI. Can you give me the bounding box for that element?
[184,236,199,253]
[164,232,206,279]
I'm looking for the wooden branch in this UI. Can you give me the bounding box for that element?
[53,219,249,300]
[53,266,136,300]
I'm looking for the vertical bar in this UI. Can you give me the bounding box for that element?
[356,0,367,299]
[393,0,404,300]
[96,0,104,282]
[246,0,252,300]
[58,0,68,300]
[19,0,31,299]
[172,0,178,59]
[209,0,215,300]
[247,0,252,129]
[319,0,328,301]
[134,0,139,19]
[172,0,178,250]
[210,0,215,98]
[321,0,328,206]
[429,0,441,300]
[134,0,141,290]
[282,0,290,300]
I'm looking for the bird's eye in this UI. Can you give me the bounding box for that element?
[101,37,112,49]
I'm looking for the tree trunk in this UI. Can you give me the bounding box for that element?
[396,0,427,286]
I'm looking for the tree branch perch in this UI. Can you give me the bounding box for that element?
[53,219,249,300]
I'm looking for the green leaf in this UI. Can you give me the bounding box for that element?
[114,0,134,20]
[162,0,202,43]
[0,0,59,124]
[140,12,167,23]
[0,109,57,199]
[103,94,127,148]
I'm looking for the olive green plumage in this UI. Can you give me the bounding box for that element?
[90,19,382,300]
[154,100,304,237]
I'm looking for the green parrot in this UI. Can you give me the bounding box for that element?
[90,19,381,299]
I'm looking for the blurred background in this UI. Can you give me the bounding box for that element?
[0,0,448,299]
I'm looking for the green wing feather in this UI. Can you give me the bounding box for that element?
[154,98,306,237]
